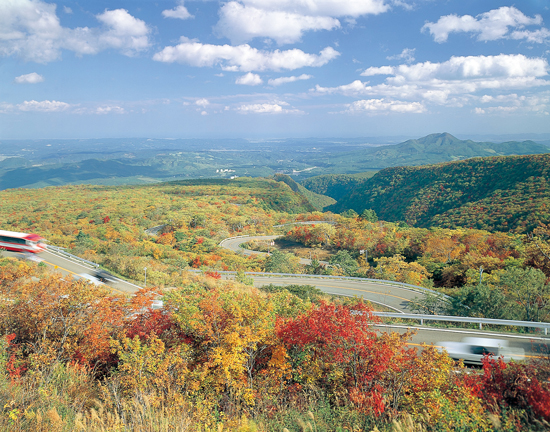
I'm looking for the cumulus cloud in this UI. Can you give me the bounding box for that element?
[87,9,150,56]
[216,3,339,45]
[195,98,210,107]
[0,0,151,63]
[360,54,548,82]
[268,74,312,86]
[345,98,425,113]
[14,72,44,84]
[315,54,550,111]
[153,39,339,71]
[474,93,550,115]
[386,48,415,64]
[232,0,388,18]
[422,6,549,43]
[361,65,394,76]
[17,100,71,112]
[162,2,193,20]
[237,102,303,114]
[216,0,388,44]
[236,72,263,85]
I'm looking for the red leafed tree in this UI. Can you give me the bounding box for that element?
[125,309,185,348]
[277,301,393,416]
[479,356,550,422]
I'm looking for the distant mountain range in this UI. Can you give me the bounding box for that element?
[310,132,549,173]
[0,133,548,190]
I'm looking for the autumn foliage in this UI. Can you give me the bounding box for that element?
[0,257,549,430]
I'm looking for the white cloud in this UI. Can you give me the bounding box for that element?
[195,98,210,107]
[473,93,550,115]
[359,54,548,83]
[0,103,15,114]
[153,39,340,71]
[237,102,303,114]
[162,2,193,20]
[510,28,550,44]
[236,72,263,85]
[235,0,388,18]
[95,105,125,115]
[63,6,72,14]
[361,65,395,76]
[0,1,151,63]
[390,0,414,11]
[94,9,151,56]
[315,54,550,111]
[215,0,388,44]
[238,103,283,113]
[422,6,549,43]
[268,74,312,86]
[17,100,71,112]
[345,98,425,113]
[14,72,44,84]
[386,48,415,64]
[216,2,339,45]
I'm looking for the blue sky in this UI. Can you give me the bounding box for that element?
[1,0,549,140]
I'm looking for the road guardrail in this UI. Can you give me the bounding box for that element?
[46,245,99,269]
[374,312,550,335]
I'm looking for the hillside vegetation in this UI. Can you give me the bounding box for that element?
[0,177,317,286]
[300,172,377,199]
[329,153,550,233]
[1,171,550,430]
[273,173,336,210]
[1,259,549,431]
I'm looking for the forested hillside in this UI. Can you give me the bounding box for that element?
[0,177,317,286]
[300,172,376,199]
[273,173,336,210]
[329,154,550,233]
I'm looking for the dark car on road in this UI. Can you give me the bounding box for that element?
[93,270,117,284]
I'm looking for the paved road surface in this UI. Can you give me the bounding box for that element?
[247,275,422,313]
[3,250,141,294]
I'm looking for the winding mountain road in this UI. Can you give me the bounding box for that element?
[220,234,428,313]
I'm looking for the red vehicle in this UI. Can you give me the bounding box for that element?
[0,230,46,253]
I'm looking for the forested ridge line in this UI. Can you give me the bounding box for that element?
[326,153,550,233]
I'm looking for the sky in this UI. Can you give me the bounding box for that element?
[1,0,549,140]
